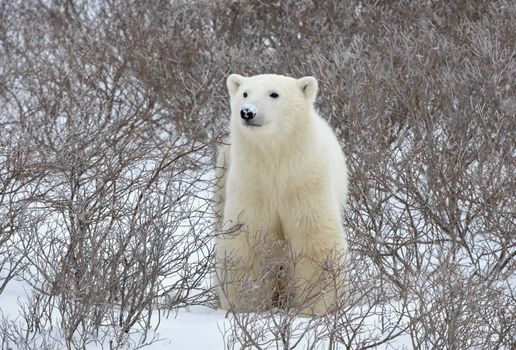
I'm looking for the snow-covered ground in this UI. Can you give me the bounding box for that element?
[1,276,412,349]
[149,306,227,350]
[1,276,227,349]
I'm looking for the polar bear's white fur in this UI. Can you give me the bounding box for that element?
[214,74,348,316]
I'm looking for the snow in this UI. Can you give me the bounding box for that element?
[0,276,27,320]
[148,307,227,350]
[1,275,411,349]
[0,275,228,349]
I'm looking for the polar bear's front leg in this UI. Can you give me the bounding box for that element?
[215,227,260,312]
[215,203,281,312]
[290,247,347,316]
[280,198,348,316]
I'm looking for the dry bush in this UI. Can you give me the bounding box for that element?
[1,0,220,348]
[1,0,514,349]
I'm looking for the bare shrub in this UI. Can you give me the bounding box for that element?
[1,0,219,348]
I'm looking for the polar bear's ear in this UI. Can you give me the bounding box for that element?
[297,76,318,102]
[227,74,244,97]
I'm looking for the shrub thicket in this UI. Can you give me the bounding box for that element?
[1,0,514,349]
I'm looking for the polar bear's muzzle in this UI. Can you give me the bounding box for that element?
[240,104,262,127]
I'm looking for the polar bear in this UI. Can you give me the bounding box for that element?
[214,74,348,316]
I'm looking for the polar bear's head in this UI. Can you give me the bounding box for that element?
[227,74,318,141]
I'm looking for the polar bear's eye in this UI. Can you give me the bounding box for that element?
[270,92,279,98]
[243,92,248,98]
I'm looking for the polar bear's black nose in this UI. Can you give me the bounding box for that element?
[240,107,256,120]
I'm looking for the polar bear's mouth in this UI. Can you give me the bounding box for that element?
[243,120,262,127]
